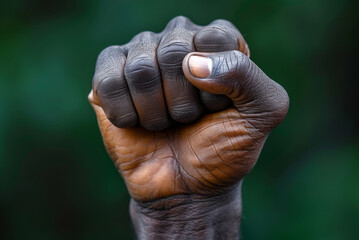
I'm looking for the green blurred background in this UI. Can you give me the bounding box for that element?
[0,0,358,239]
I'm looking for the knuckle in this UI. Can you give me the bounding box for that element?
[128,42,157,58]
[172,15,190,22]
[157,39,192,66]
[231,50,245,63]
[235,52,253,79]
[210,19,237,29]
[130,31,157,43]
[98,45,121,57]
[229,50,247,70]
[96,75,128,99]
[125,58,161,93]
[227,51,252,80]
[97,45,122,64]
[211,50,250,81]
[197,26,229,37]
[166,16,192,28]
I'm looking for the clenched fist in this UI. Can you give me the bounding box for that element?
[89,16,289,239]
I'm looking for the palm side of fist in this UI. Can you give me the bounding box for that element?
[89,16,289,202]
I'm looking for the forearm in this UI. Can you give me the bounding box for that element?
[130,182,243,240]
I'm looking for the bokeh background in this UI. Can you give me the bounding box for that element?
[1,0,358,239]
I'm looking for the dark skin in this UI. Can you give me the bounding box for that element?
[89,16,289,240]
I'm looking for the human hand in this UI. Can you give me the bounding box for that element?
[89,16,289,239]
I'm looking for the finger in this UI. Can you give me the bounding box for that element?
[182,51,289,132]
[194,19,250,111]
[209,19,250,56]
[194,19,249,56]
[157,16,203,123]
[91,46,138,128]
[124,32,170,131]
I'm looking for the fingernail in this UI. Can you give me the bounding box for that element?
[188,55,212,78]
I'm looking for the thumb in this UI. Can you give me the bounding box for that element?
[182,50,289,129]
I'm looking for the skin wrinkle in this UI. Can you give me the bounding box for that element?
[158,44,193,63]
[208,135,235,168]
[158,130,196,194]
[135,183,240,215]
[246,120,269,137]
[172,157,179,194]
[225,111,245,149]
[228,54,248,98]
[221,125,241,163]
[108,111,136,122]
[141,201,209,222]
[221,120,255,172]
[185,142,222,188]
[136,194,199,211]
[158,45,192,57]
[126,65,159,78]
[171,145,194,193]
[96,76,127,97]
[161,131,181,193]
[239,111,277,135]
[224,55,232,78]
[130,184,242,239]
[209,129,245,172]
[187,135,227,186]
[175,154,209,191]
[94,66,122,85]
[118,150,156,172]
[206,137,237,181]
[186,118,234,137]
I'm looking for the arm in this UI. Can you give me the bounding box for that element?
[130,183,242,240]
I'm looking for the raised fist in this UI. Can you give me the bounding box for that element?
[89,16,289,239]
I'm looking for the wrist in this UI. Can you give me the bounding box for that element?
[130,182,243,240]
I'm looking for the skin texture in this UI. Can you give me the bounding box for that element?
[89,16,289,239]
